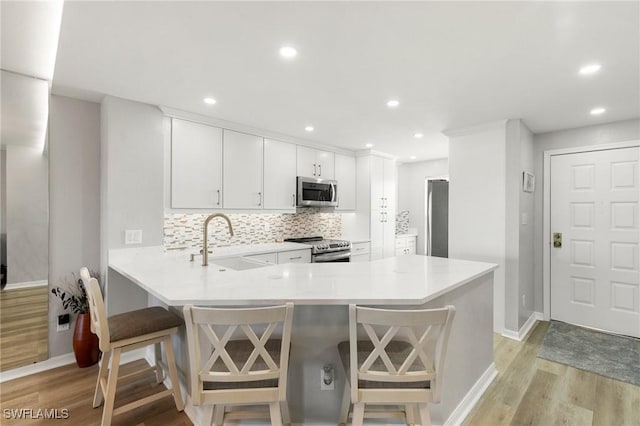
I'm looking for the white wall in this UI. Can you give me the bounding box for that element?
[397,158,448,254]
[101,96,165,315]
[532,118,640,313]
[48,95,101,357]
[448,121,507,332]
[518,122,535,329]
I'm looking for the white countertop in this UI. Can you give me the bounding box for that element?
[109,246,497,306]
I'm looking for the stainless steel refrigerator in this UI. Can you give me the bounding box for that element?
[426,179,449,258]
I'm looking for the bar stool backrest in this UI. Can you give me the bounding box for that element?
[80,267,110,353]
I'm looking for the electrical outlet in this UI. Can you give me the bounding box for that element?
[320,365,335,390]
[57,314,70,332]
[125,229,143,245]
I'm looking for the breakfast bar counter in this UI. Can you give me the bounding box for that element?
[108,246,498,425]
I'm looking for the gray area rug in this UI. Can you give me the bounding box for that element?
[537,321,640,386]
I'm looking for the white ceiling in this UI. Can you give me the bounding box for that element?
[52,1,639,162]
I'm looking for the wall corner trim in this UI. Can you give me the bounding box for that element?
[501,312,544,342]
[444,362,498,426]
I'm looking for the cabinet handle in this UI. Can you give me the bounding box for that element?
[258,192,262,206]
[216,189,221,206]
[355,247,364,251]
[313,164,317,176]
[289,256,302,260]
[292,194,296,207]
[318,164,322,176]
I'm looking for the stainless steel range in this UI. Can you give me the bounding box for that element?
[284,236,351,263]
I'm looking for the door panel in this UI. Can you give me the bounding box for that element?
[550,146,639,337]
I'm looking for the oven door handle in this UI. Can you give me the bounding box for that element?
[313,251,351,262]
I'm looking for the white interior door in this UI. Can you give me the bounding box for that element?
[550,146,639,337]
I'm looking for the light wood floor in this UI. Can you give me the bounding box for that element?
[0,286,49,371]
[465,321,640,426]
[0,321,638,425]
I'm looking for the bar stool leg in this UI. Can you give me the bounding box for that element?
[93,350,110,408]
[164,336,184,411]
[269,401,283,426]
[352,402,365,426]
[280,401,291,425]
[101,348,121,426]
[338,381,351,425]
[417,403,431,426]
[212,405,224,425]
[406,403,417,425]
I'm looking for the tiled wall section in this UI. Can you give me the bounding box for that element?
[396,210,410,235]
[164,211,342,250]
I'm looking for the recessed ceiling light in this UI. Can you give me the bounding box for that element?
[365,143,374,148]
[410,156,417,160]
[414,133,424,139]
[279,46,297,58]
[305,126,314,132]
[203,97,216,105]
[579,63,602,75]
[590,107,606,115]
[386,99,399,108]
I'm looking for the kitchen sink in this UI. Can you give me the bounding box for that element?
[212,257,270,271]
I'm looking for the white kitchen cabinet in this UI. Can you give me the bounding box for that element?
[351,241,371,262]
[334,153,356,211]
[357,154,397,260]
[222,129,263,209]
[395,235,417,256]
[297,146,334,179]
[263,139,297,210]
[171,118,223,208]
[277,249,311,264]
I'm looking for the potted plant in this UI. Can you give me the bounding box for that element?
[51,271,100,367]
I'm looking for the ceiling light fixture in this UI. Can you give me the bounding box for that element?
[203,97,216,105]
[410,156,417,160]
[414,133,423,139]
[365,143,373,148]
[590,107,606,115]
[279,46,297,58]
[579,63,602,75]
[386,99,399,108]
[305,126,314,132]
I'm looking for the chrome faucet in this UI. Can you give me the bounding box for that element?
[201,213,234,266]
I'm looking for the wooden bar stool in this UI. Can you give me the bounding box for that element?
[79,267,184,426]
[183,303,294,426]
[337,304,456,426]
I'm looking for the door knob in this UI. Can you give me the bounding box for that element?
[553,232,562,248]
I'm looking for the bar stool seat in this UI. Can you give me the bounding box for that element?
[80,267,184,426]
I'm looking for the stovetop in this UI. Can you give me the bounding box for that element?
[284,236,351,254]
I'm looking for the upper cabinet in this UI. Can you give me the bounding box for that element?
[171,119,222,208]
[222,129,263,209]
[297,146,334,179]
[334,153,356,211]
[263,139,297,210]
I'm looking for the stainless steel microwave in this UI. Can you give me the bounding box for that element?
[297,177,338,207]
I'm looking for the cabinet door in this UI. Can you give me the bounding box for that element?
[297,146,318,178]
[316,149,334,179]
[264,139,297,210]
[171,119,222,208]
[370,213,384,260]
[222,130,263,209]
[370,155,384,210]
[334,153,356,210]
[382,158,397,210]
[383,213,396,258]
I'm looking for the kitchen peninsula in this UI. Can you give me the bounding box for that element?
[109,246,498,425]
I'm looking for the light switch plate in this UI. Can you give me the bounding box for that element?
[521,213,528,225]
[125,229,143,245]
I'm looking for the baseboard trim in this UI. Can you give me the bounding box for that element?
[0,347,148,383]
[444,362,498,426]
[502,312,543,342]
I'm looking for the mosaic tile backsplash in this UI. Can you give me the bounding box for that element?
[164,210,342,250]
[396,210,410,235]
